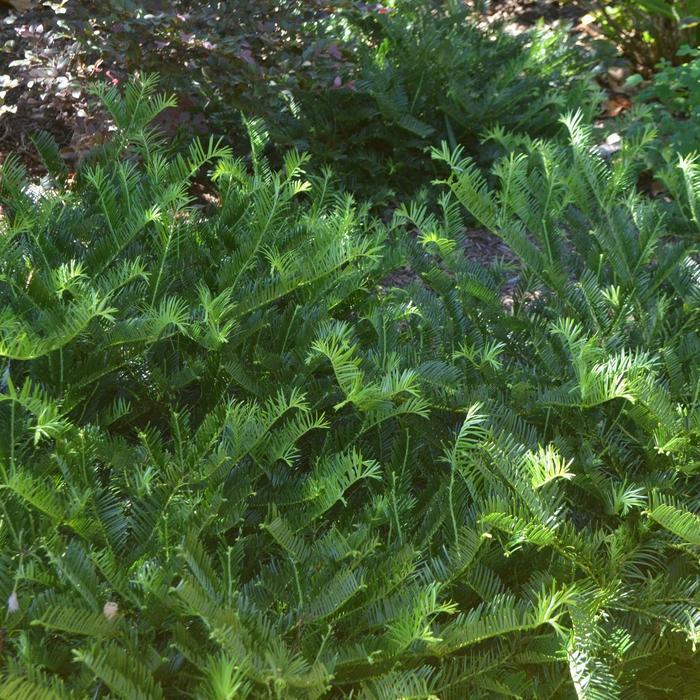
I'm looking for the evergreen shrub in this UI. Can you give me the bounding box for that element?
[0,78,698,699]
[277,1,599,200]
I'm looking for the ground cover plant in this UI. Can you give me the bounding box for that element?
[0,73,699,699]
[270,0,600,199]
[0,0,360,172]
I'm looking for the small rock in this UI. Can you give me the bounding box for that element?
[103,601,119,620]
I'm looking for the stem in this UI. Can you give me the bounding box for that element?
[391,471,403,544]
[151,222,174,306]
[448,463,458,546]
[291,556,304,608]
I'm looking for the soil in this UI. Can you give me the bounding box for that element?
[486,0,587,29]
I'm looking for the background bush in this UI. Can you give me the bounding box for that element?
[53,0,599,203]
[624,46,700,171]
[575,0,700,72]
[271,1,600,200]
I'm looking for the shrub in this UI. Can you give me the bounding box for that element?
[625,46,700,169]
[275,1,599,200]
[576,0,700,73]
[62,1,598,203]
[75,0,358,134]
[0,79,699,698]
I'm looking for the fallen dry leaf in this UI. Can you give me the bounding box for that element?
[604,95,631,118]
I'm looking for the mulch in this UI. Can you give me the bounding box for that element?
[0,2,110,175]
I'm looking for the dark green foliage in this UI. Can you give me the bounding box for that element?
[76,0,357,134]
[626,46,700,170]
[275,1,599,200]
[55,1,598,203]
[0,79,699,698]
[575,0,700,72]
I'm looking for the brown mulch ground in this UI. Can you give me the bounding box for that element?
[0,2,110,174]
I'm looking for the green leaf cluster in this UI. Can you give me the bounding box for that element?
[0,78,698,699]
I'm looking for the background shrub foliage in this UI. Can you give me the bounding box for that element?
[0,70,699,698]
[60,0,598,203]
[622,45,700,176]
[271,2,598,199]
[578,0,700,72]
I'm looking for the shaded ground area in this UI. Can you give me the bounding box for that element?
[0,0,356,172]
